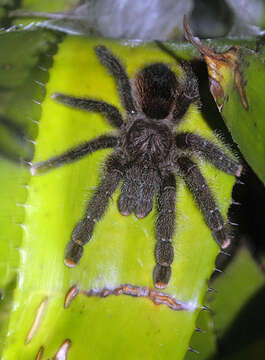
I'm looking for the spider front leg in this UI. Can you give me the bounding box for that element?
[95,45,136,115]
[31,135,118,174]
[177,157,231,249]
[154,172,176,289]
[64,153,124,267]
[52,93,123,129]
[173,62,200,124]
[176,132,243,176]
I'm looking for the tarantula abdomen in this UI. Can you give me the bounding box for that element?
[134,63,179,119]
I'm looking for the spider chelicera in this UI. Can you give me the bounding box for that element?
[32,45,242,289]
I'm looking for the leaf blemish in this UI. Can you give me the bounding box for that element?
[64,284,79,309]
[25,297,48,344]
[53,339,71,360]
[65,284,193,311]
[35,346,44,360]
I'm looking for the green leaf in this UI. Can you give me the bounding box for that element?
[0,35,236,360]
[0,29,61,160]
[210,246,265,359]
[0,27,61,357]
[184,20,265,184]
[208,48,265,184]
[0,160,28,288]
[186,310,217,359]
[10,0,87,32]
[20,0,79,12]
[0,158,29,349]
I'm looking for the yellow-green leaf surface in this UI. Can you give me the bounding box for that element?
[0,160,28,287]
[10,0,82,30]
[0,27,62,354]
[2,36,236,359]
[0,158,29,347]
[20,0,78,12]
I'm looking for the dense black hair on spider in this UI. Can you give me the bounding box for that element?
[32,44,242,289]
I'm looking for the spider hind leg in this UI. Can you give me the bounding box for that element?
[64,153,124,267]
[175,132,243,177]
[154,173,176,289]
[177,156,231,249]
[154,264,172,289]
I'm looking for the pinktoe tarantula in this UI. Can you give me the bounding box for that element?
[32,45,242,289]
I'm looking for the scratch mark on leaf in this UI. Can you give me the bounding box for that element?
[35,346,44,360]
[25,297,48,344]
[65,283,193,311]
[64,284,79,309]
[53,339,71,360]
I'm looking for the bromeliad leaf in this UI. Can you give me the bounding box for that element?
[2,36,237,359]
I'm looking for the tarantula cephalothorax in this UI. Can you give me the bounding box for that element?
[32,45,242,289]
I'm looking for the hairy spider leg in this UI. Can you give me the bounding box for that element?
[31,135,118,174]
[173,62,200,124]
[177,157,230,249]
[64,153,124,267]
[118,164,160,218]
[154,172,176,289]
[175,132,243,176]
[52,93,123,129]
[134,166,160,218]
[95,45,137,115]
[155,40,200,125]
[118,166,137,216]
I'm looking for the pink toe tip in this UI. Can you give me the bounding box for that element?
[221,238,231,249]
[64,258,77,268]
